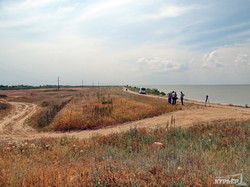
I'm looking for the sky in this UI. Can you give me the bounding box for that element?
[0,0,250,86]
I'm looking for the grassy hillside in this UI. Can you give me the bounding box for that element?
[0,121,249,186]
[49,87,179,131]
[1,87,180,131]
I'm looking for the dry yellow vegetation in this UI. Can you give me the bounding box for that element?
[49,87,179,131]
[0,121,249,186]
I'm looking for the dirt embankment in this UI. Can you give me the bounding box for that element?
[0,89,250,143]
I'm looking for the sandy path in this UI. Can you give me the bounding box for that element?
[0,89,249,143]
[0,102,37,135]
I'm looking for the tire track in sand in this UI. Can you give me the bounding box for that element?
[0,102,37,135]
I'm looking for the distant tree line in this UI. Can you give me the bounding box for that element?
[0,85,59,90]
[0,85,115,90]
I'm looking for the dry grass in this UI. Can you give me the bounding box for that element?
[3,88,85,129]
[49,87,179,131]
[0,121,249,186]
[1,87,179,131]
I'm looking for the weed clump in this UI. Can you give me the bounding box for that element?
[0,102,10,110]
[0,102,12,119]
[0,94,7,98]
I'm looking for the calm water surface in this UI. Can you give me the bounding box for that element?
[139,85,250,106]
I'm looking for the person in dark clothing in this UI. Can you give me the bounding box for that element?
[205,95,209,106]
[168,92,172,104]
[174,92,177,104]
[180,91,184,105]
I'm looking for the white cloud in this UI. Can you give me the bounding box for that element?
[203,51,218,60]
[235,54,250,66]
[136,57,188,73]
[202,51,225,68]
[10,0,63,9]
[0,17,41,28]
[143,6,189,20]
[0,0,250,85]
[199,44,250,80]
[76,0,132,22]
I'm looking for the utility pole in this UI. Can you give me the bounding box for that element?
[57,76,60,90]
[82,80,83,88]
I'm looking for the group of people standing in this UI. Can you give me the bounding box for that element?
[167,91,185,105]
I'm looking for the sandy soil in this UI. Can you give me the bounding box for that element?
[0,102,37,135]
[0,89,249,143]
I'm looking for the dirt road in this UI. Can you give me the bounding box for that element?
[0,90,249,143]
[0,102,37,135]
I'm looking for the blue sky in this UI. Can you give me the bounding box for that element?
[0,0,250,85]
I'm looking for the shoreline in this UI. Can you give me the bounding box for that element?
[124,87,250,112]
[185,98,248,108]
[135,85,250,107]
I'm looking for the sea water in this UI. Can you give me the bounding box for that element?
[138,85,250,106]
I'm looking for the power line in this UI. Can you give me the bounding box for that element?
[58,76,60,90]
